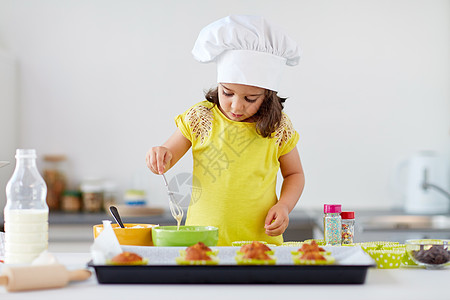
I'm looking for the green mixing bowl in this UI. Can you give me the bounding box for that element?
[152,226,219,247]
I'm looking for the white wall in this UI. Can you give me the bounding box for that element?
[0,49,17,206]
[0,0,449,211]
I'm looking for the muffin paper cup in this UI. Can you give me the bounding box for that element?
[358,241,400,251]
[106,258,149,266]
[179,249,219,257]
[401,252,418,266]
[292,255,336,265]
[303,239,326,246]
[235,255,276,265]
[291,250,332,256]
[175,256,219,265]
[366,249,404,269]
[231,241,268,246]
[281,242,304,247]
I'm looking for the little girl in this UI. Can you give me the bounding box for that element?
[146,15,305,246]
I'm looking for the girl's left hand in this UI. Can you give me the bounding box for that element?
[264,203,290,236]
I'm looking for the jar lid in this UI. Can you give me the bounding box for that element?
[80,183,103,193]
[323,204,342,214]
[124,189,146,201]
[125,189,146,197]
[63,190,82,197]
[341,211,355,219]
[43,154,67,162]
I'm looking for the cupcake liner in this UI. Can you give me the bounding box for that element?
[366,249,404,269]
[291,250,332,256]
[281,242,304,247]
[179,249,219,257]
[175,256,219,265]
[401,251,418,266]
[235,255,276,265]
[358,241,400,250]
[106,258,149,266]
[303,239,326,246]
[292,255,335,265]
[231,241,268,247]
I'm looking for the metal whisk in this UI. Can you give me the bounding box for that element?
[162,174,184,226]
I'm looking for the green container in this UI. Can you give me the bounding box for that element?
[152,226,219,247]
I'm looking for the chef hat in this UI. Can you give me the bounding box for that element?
[192,15,301,92]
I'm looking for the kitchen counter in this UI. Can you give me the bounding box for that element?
[0,252,447,299]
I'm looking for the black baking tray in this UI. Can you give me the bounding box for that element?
[88,262,373,284]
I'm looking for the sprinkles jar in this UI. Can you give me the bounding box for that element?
[341,211,355,245]
[323,204,342,246]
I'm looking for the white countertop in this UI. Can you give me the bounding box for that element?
[1,252,448,300]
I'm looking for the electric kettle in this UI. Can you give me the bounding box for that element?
[400,151,450,214]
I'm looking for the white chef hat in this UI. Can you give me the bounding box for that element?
[192,15,301,92]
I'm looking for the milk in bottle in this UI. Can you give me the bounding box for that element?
[4,149,48,264]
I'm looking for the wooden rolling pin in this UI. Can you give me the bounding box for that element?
[0,264,91,292]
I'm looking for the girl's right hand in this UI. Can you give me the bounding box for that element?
[146,146,173,174]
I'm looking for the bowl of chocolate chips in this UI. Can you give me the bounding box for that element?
[406,239,450,269]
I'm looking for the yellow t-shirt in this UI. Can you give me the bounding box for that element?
[175,101,299,246]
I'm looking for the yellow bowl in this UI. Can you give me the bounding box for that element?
[93,223,157,246]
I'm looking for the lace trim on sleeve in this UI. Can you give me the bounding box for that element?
[274,114,294,147]
[186,104,213,145]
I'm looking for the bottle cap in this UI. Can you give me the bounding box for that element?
[341,211,355,219]
[15,149,37,158]
[323,204,342,214]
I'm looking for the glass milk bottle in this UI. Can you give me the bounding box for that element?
[4,149,49,264]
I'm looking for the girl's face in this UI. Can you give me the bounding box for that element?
[218,83,266,122]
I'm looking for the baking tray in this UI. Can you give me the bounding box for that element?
[89,263,372,284]
[88,246,375,284]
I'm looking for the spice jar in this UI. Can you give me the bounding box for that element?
[42,155,67,211]
[80,180,104,213]
[124,189,147,206]
[323,204,342,246]
[102,181,118,211]
[61,190,82,212]
[341,211,355,245]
